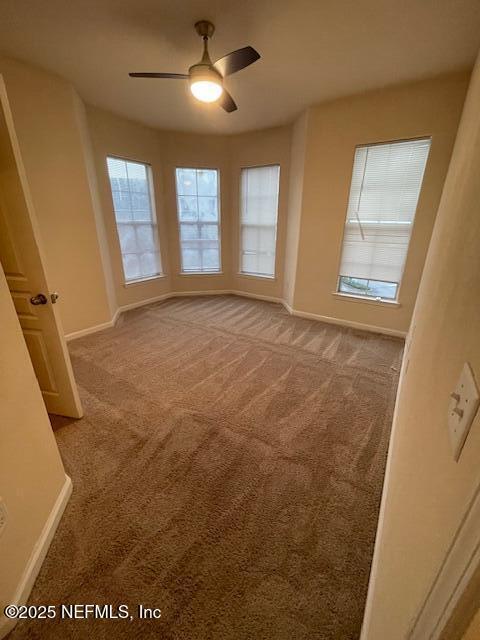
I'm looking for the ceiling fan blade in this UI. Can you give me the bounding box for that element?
[219,89,237,113]
[129,73,189,79]
[214,46,260,77]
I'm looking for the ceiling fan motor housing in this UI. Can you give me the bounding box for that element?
[188,63,223,86]
[129,19,259,113]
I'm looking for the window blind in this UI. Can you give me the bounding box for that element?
[175,168,221,273]
[240,165,280,277]
[107,157,162,283]
[338,138,431,286]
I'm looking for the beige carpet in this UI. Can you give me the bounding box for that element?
[11,295,403,640]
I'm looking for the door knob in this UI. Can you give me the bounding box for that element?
[30,293,48,305]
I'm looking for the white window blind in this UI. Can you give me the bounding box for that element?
[338,138,431,297]
[106,157,162,283]
[240,165,280,278]
[175,168,221,273]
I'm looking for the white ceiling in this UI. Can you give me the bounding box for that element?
[1,0,480,134]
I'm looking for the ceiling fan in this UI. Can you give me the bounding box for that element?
[129,20,260,113]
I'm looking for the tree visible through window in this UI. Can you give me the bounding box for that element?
[107,157,162,283]
[175,168,221,273]
[337,138,431,301]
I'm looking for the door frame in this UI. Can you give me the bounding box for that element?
[0,74,82,418]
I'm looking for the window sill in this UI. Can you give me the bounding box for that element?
[124,274,166,287]
[237,272,276,281]
[178,271,224,277]
[332,292,401,307]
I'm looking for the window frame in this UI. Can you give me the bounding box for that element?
[337,275,398,301]
[335,136,431,305]
[174,166,222,275]
[106,154,164,286]
[238,163,281,280]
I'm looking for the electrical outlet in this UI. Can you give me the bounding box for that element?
[0,498,7,537]
[448,363,480,461]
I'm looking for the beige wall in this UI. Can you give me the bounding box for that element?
[0,54,468,339]
[68,73,468,336]
[86,105,292,303]
[291,72,469,334]
[73,94,117,318]
[0,56,112,334]
[230,126,291,301]
[283,111,308,307]
[86,106,172,308]
[161,129,232,293]
[361,56,480,639]
[0,264,67,618]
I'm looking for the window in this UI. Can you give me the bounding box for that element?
[337,138,431,301]
[106,157,162,284]
[175,168,221,273]
[240,165,280,278]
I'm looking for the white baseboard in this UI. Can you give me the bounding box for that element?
[66,290,407,342]
[0,475,72,639]
[286,306,407,338]
[232,290,284,305]
[111,307,121,326]
[65,319,115,342]
[359,349,409,640]
[283,300,294,315]
[170,289,232,298]
[409,482,480,640]
[117,292,172,314]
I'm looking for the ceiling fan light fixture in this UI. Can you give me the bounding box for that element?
[189,63,223,103]
[190,79,223,103]
[129,20,260,113]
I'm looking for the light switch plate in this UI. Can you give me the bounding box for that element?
[448,362,480,461]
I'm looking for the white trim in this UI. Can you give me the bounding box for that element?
[178,272,224,277]
[124,274,167,287]
[332,291,401,307]
[0,475,72,639]
[360,350,480,640]
[283,300,294,315]
[237,272,277,281]
[286,306,407,338]
[170,289,232,298]
[117,292,171,313]
[66,290,407,342]
[238,165,280,281]
[106,157,165,286]
[360,341,410,640]
[232,290,284,305]
[64,319,115,342]
[408,483,480,640]
[174,167,223,275]
[111,307,121,326]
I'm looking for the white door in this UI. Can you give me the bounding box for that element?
[0,76,82,418]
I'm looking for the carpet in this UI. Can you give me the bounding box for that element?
[10,295,403,639]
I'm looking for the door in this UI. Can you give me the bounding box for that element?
[0,76,82,418]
